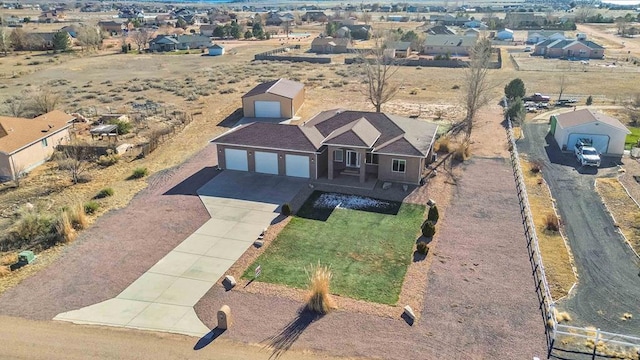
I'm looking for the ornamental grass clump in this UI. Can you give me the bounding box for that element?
[305,264,335,314]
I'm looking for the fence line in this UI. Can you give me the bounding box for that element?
[504,105,640,358]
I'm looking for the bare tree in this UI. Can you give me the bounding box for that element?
[3,95,25,117]
[574,6,595,23]
[462,37,493,140]
[281,20,291,38]
[359,36,400,112]
[557,73,568,101]
[76,25,102,51]
[0,27,10,55]
[616,17,629,36]
[132,28,151,52]
[29,86,60,115]
[362,12,372,25]
[58,143,92,184]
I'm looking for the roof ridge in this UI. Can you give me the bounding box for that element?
[267,78,284,94]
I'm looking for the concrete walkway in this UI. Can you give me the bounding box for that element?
[54,171,305,337]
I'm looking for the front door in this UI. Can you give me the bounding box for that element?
[346,150,360,168]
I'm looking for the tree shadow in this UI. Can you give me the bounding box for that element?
[193,327,226,350]
[263,307,323,360]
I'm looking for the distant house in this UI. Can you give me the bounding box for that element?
[210,14,231,23]
[208,44,224,56]
[59,25,78,38]
[429,14,468,26]
[38,10,65,23]
[496,29,514,41]
[505,12,546,28]
[335,24,372,40]
[0,110,75,181]
[265,12,292,26]
[423,35,477,56]
[200,24,217,37]
[98,21,129,36]
[463,20,486,29]
[464,28,480,37]
[527,31,565,44]
[302,11,328,22]
[533,39,604,59]
[148,35,211,52]
[386,41,412,58]
[311,37,352,54]
[28,32,72,50]
[173,8,196,24]
[425,25,456,35]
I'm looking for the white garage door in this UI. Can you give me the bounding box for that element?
[255,101,281,118]
[224,149,248,171]
[567,133,610,154]
[254,151,279,175]
[285,154,310,178]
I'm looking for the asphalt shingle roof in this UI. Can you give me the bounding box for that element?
[242,78,304,100]
[555,109,630,133]
[0,110,75,154]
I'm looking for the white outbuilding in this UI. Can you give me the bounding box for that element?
[550,109,630,155]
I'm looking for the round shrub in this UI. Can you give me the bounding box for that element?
[421,220,436,238]
[416,242,429,255]
[427,205,439,224]
[84,201,100,215]
[281,203,292,216]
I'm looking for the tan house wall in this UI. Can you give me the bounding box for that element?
[377,155,423,185]
[216,144,317,179]
[291,88,305,116]
[423,45,470,56]
[1,127,70,179]
[242,93,295,118]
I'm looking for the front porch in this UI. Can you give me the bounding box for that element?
[313,169,378,190]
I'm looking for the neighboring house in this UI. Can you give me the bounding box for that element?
[429,14,468,26]
[38,10,65,23]
[242,78,305,119]
[173,8,196,24]
[211,14,231,23]
[28,32,71,50]
[98,20,128,35]
[0,110,75,181]
[423,35,477,56]
[526,31,565,44]
[550,109,630,155]
[200,24,217,36]
[425,25,456,35]
[311,37,352,54]
[386,41,412,58]
[210,109,439,185]
[505,12,546,28]
[59,25,78,38]
[464,28,480,37]
[533,39,604,59]
[496,29,514,41]
[302,11,328,22]
[265,12,291,26]
[464,20,486,29]
[208,44,224,56]
[148,34,211,51]
[335,24,372,40]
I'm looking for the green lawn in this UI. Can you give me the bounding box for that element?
[625,126,640,150]
[243,192,425,305]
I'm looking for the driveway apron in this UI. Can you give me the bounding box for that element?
[54,171,306,337]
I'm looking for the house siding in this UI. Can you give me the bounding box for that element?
[243,91,303,118]
[216,144,317,178]
[377,155,423,185]
[555,122,627,155]
[0,127,71,179]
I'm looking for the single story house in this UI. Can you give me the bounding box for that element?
[38,10,65,23]
[425,25,456,35]
[423,35,477,56]
[464,28,480,37]
[335,24,372,40]
[464,20,487,29]
[429,14,468,26]
[302,11,328,22]
[386,41,412,58]
[211,109,439,184]
[200,24,217,37]
[550,109,630,155]
[0,110,75,181]
[526,31,565,45]
[533,39,604,59]
[311,37,352,54]
[148,34,211,52]
[496,29,514,41]
[98,20,130,35]
[242,79,305,119]
[208,44,224,56]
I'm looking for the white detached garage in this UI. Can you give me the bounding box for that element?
[550,109,630,155]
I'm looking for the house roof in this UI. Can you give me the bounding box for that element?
[324,118,381,147]
[424,35,477,47]
[211,122,323,153]
[527,30,564,38]
[545,39,604,50]
[242,78,304,100]
[387,41,411,51]
[426,25,456,35]
[555,109,630,133]
[0,110,75,154]
[311,37,351,48]
[209,44,224,49]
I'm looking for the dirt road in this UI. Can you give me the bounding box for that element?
[577,24,640,57]
[0,315,354,360]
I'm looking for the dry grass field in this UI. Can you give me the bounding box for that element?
[596,178,640,256]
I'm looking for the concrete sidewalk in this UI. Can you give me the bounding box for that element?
[55,171,305,337]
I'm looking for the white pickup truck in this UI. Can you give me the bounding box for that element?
[574,141,601,167]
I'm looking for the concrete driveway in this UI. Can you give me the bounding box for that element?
[517,123,640,334]
[54,171,306,337]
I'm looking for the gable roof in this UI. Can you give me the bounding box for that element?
[0,110,75,154]
[424,35,477,47]
[555,109,630,133]
[324,118,381,147]
[387,41,411,51]
[211,122,323,153]
[426,25,456,35]
[311,37,351,47]
[242,78,304,100]
[544,39,604,50]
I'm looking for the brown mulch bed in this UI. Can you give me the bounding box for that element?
[194,158,548,359]
[0,145,218,320]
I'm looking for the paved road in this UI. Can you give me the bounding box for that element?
[54,171,306,337]
[0,316,350,360]
[518,123,640,333]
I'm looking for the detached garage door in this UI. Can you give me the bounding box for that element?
[255,101,281,118]
[224,149,248,171]
[254,151,279,175]
[567,133,610,154]
[285,154,310,178]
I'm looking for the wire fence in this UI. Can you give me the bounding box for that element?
[504,108,640,359]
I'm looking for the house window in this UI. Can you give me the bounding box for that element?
[41,138,48,147]
[392,159,406,173]
[333,149,343,162]
[365,153,379,165]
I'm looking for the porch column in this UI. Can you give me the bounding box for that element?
[328,148,334,180]
[359,149,366,183]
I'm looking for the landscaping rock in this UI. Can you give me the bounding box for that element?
[254,239,264,248]
[382,182,392,190]
[427,199,436,207]
[403,305,416,321]
[222,275,236,290]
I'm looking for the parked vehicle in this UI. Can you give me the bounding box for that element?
[574,139,601,167]
[524,46,532,52]
[536,102,549,109]
[523,93,551,102]
[556,98,578,107]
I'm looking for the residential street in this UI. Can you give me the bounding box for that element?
[518,122,640,334]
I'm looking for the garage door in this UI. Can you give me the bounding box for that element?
[285,154,310,178]
[254,151,279,175]
[224,149,248,171]
[255,101,281,118]
[567,133,610,154]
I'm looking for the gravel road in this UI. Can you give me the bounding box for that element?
[518,123,640,334]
